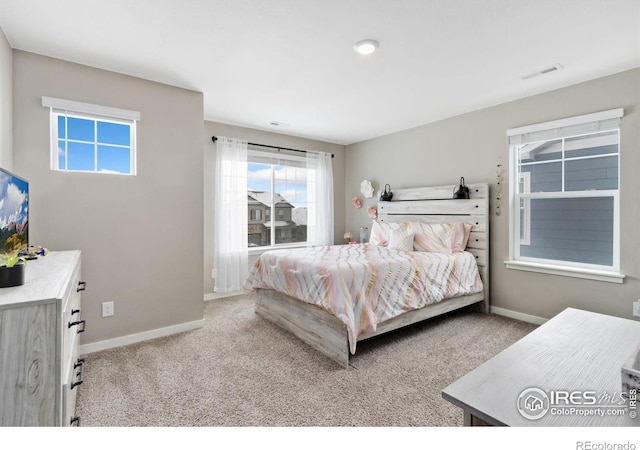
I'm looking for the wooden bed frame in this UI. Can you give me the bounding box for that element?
[255,183,490,368]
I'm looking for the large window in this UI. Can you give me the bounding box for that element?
[42,97,139,175]
[247,151,309,248]
[506,109,624,283]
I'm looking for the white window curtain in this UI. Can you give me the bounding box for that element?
[306,151,334,246]
[214,137,248,293]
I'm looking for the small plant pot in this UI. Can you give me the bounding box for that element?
[0,263,25,288]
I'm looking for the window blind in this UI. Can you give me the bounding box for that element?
[507,108,623,145]
[248,149,306,168]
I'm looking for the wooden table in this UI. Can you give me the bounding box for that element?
[442,308,640,426]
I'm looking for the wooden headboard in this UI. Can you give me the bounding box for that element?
[377,183,490,312]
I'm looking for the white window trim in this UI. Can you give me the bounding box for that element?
[504,260,624,284]
[248,243,307,256]
[43,96,139,176]
[42,96,140,121]
[505,109,625,284]
[519,172,531,246]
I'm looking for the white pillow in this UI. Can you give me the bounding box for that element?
[369,221,392,246]
[370,221,409,246]
[388,228,415,252]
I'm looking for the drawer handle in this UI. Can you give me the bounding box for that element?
[77,281,87,292]
[71,359,85,390]
[68,319,86,334]
[71,309,80,316]
[70,416,81,427]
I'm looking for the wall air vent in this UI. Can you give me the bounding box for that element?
[520,64,563,80]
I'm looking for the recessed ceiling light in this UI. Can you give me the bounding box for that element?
[353,39,379,55]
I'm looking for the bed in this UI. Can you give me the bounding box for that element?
[244,183,490,368]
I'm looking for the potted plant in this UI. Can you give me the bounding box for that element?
[0,248,27,288]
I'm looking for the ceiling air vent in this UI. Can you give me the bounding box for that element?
[269,121,290,127]
[520,64,563,80]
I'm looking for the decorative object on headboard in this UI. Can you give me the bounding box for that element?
[360,180,374,198]
[453,177,470,199]
[496,158,504,216]
[343,231,352,244]
[351,197,362,209]
[367,206,377,219]
[379,184,393,201]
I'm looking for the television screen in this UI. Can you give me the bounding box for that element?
[0,167,28,254]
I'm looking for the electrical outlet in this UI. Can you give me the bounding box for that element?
[102,301,114,317]
[633,300,640,318]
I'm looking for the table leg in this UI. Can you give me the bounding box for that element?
[463,410,492,426]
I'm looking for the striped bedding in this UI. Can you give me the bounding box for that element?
[244,243,483,354]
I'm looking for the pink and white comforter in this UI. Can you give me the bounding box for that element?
[243,244,483,354]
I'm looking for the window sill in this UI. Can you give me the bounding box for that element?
[248,243,308,256]
[504,260,625,284]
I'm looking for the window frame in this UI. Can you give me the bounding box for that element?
[42,96,139,176]
[505,109,625,284]
[247,150,309,252]
[518,172,531,246]
[250,208,262,222]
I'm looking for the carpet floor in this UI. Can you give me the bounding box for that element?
[75,294,537,426]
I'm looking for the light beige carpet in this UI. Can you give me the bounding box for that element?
[75,293,537,426]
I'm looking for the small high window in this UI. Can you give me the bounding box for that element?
[42,97,139,175]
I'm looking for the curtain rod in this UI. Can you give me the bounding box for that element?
[211,136,334,158]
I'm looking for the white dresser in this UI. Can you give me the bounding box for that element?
[0,251,85,426]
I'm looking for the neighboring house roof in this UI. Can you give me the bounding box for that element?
[248,191,293,208]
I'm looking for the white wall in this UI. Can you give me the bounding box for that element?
[13,51,205,344]
[346,68,640,322]
[0,27,12,169]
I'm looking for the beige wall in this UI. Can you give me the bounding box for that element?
[346,68,640,322]
[203,121,345,294]
[0,27,12,169]
[12,51,205,344]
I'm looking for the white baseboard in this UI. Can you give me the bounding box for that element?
[79,319,205,355]
[490,306,548,325]
[204,290,244,301]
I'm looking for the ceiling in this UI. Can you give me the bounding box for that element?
[1,0,639,145]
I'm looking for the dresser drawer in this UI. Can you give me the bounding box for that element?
[63,287,84,369]
[61,258,85,426]
[63,342,84,426]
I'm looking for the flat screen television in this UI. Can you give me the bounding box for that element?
[0,167,28,254]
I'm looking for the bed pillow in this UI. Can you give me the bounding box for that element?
[370,221,408,246]
[388,228,415,252]
[410,222,451,253]
[450,222,473,252]
[410,222,473,253]
[369,221,390,246]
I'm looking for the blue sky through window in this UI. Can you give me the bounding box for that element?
[248,163,307,207]
[57,115,132,174]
